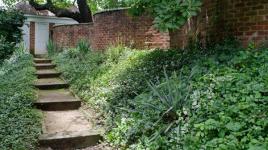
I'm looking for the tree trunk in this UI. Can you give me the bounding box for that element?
[29,0,93,23]
[77,0,92,23]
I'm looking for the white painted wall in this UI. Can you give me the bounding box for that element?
[21,23,30,49]
[21,15,78,54]
[35,22,49,54]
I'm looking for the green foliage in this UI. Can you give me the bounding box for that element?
[89,49,185,124]
[182,49,268,150]
[128,0,202,31]
[61,40,91,59]
[88,0,131,12]
[50,43,104,91]
[0,9,25,43]
[3,0,73,8]
[108,46,268,149]
[0,9,25,61]
[0,50,42,149]
[51,41,268,149]
[0,37,15,62]
[47,39,58,57]
[76,39,91,54]
[52,45,184,111]
[52,0,74,8]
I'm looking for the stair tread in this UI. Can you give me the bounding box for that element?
[42,110,94,134]
[40,130,102,140]
[35,78,67,85]
[35,63,56,70]
[39,129,102,149]
[37,98,79,103]
[35,63,55,66]
[37,89,79,103]
[34,58,51,61]
[34,54,48,58]
[36,69,60,74]
[34,58,52,64]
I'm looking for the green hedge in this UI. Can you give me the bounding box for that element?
[51,41,268,149]
[0,51,42,150]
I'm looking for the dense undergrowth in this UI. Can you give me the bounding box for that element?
[51,40,268,149]
[0,49,41,149]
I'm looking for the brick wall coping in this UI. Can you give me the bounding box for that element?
[53,22,94,28]
[53,8,129,28]
[93,7,129,16]
[25,14,76,20]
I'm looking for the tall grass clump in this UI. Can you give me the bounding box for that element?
[47,39,58,57]
[77,39,90,54]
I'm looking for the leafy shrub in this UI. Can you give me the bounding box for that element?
[129,0,202,31]
[0,9,25,61]
[0,36,15,62]
[0,9,25,43]
[0,50,42,149]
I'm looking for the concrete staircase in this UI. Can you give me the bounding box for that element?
[34,58,102,150]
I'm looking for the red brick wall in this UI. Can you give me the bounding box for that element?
[52,23,94,49]
[53,1,268,50]
[221,0,268,46]
[52,9,169,51]
[93,9,169,50]
[170,0,268,48]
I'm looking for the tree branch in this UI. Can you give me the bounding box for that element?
[29,0,93,23]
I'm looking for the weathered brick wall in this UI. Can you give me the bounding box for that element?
[52,23,94,49]
[221,0,268,46]
[170,0,268,48]
[53,9,169,51]
[53,1,268,50]
[93,9,170,50]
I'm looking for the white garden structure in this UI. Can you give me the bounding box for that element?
[21,14,78,55]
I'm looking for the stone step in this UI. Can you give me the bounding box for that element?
[35,54,48,58]
[39,130,102,149]
[35,78,69,90]
[35,89,81,111]
[36,69,61,78]
[39,110,102,149]
[34,58,52,64]
[35,63,56,70]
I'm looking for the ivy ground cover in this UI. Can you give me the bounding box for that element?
[51,41,268,149]
[0,50,42,150]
